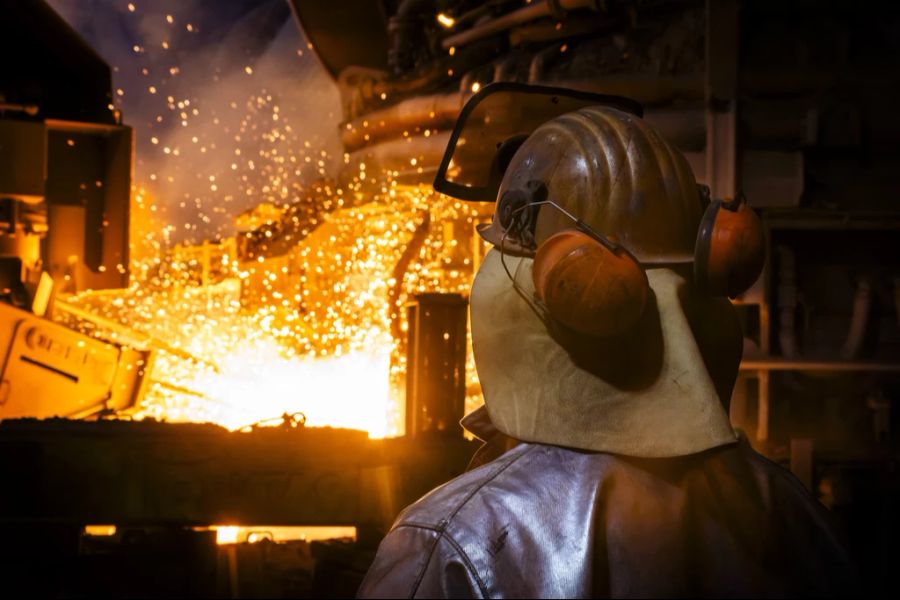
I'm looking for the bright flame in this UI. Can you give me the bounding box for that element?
[437,13,456,28]
[57,187,490,438]
[50,22,495,436]
[216,526,240,544]
[177,343,393,434]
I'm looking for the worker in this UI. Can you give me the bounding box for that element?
[358,87,856,598]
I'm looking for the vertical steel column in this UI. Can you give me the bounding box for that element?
[705,0,740,200]
[706,0,774,445]
[405,293,468,436]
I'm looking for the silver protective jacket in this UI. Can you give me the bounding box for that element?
[357,436,855,598]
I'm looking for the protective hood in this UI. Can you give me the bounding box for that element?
[470,249,740,458]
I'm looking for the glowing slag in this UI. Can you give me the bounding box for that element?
[59,188,489,437]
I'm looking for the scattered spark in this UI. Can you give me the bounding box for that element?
[53,13,491,438]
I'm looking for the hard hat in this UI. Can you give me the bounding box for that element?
[436,84,764,337]
[484,105,703,264]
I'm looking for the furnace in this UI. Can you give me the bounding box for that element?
[2,0,899,597]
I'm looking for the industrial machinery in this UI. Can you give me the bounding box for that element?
[1,0,899,597]
[0,416,475,596]
[1,1,150,420]
[1,6,477,597]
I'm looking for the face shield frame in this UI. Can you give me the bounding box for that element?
[432,82,643,202]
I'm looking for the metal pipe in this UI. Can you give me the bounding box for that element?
[527,44,561,84]
[493,54,520,82]
[343,131,452,186]
[841,276,872,359]
[536,75,705,106]
[509,13,617,46]
[0,102,39,116]
[441,0,596,49]
[343,89,705,154]
[776,245,799,358]
[339,32,504,121]
[388,211,431,343]
[895,276,900,331]
[740,359,900,372]
[342,94,463,151]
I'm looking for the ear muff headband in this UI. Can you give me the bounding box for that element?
[496,183,765,337]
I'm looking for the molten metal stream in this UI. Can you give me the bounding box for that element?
[57,188,489,437]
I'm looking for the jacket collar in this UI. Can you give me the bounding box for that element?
[460,406,497,442]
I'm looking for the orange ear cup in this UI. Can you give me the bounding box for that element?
[533,230,649,337]
[694,199,765,297]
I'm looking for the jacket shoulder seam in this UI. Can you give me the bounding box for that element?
[406,522,445,598]
[447,444,537,523]
[392,445,537,532]
[398,448,536,598]
[394,521,443,533]
[441,530,490,598]
[396,524,489,599]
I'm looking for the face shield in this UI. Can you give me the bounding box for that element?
[432,83,642,202]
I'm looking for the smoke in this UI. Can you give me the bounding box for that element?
[46,0,343,244]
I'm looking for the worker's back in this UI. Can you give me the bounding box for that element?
[358,438,855,598]
[360,85,857,599]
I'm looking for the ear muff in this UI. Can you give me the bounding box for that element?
[694,195,765,298]
[533,230,649,337]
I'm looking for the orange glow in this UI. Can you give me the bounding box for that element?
[210,525,355,545]
[47,25,493,435]
[160,340,394,435]
[84,525,117,536]
[56,187,491,437]
[436,13,456,28]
